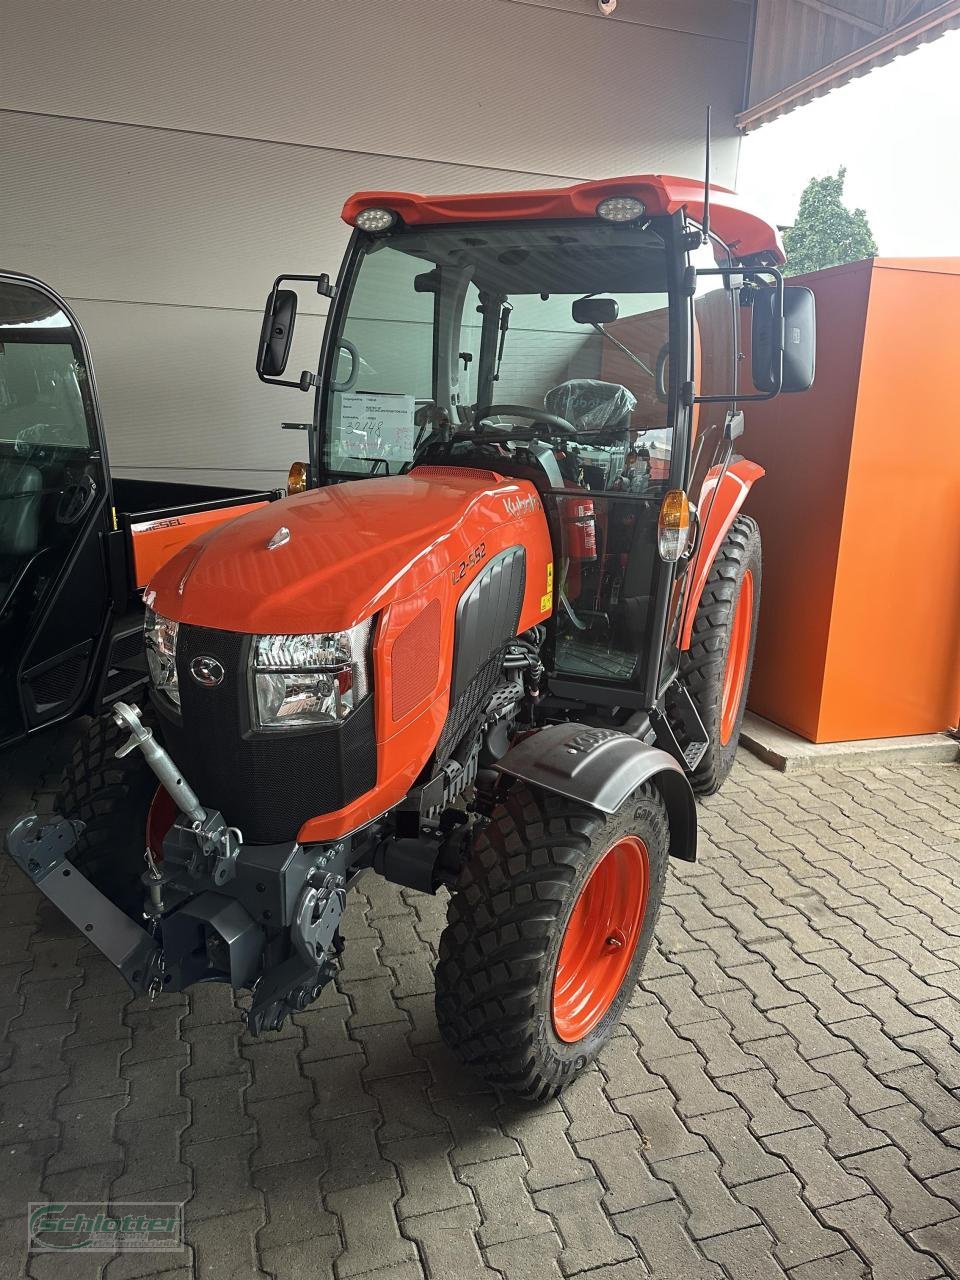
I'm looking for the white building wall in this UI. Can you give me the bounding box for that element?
[1,0,751,488]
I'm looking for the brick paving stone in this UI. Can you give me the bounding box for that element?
[745,1035,831,1097]
[350,1022,422,1082]
[735,1172,848,1268]
[534,1177,637,1275]
[898,1028,960,1090]
[762,1125,870,1208]
[716,1069,809,1138]
[257,1235,340,1280]
[643,974,723,1028]
[185,1133,262,1223]
[615,1089,707,1161]
[190,1208,269,1279]
[248,1089,321,1169]
[614,1202,723,1279]
[369,1073,450,1144]
[676,1017,764,1078]
[909,1217,960,1278]
[403,1203,497,1280]
[327,1178,419,1275]
[698,1225,785,1279]
[687,1106,788,1186]
[433,1090,521,1163]
[843,1144,958,1232]
[728,958,807,1011]
[597,1032,664,1099]
[562,1069,632,1142]
[381,1134,474,1219]
[483,1232,566,1280]
[120,1057,190,1124]
[646,1052,738,1120]
[242,1038,312,1103]
[820,1195,942,1280]
[785,1251,869,1279]
[305,1053,377,1122]
[766,1003,851,1061]
[47,1095,127,1172]
[813,1050,902,1115]
[878,1065,960,1132]
[111,1114,190,1198]
[252,1155,337,1248]
[704,989,782,1045]
[0,1072,68,1142]
[460,1154,556,1246]
[866,1103,960,1180]
[498,1100,592,1192]
[575,1129,673,1215]
[652,1148,759,1238]
[181,1019,248,1081]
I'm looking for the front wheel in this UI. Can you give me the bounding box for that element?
[679,514,762,796]
[435,782,669,1101]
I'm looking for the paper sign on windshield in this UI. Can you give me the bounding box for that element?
[339,392,415,463]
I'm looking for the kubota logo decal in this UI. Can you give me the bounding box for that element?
[503,493,539,519]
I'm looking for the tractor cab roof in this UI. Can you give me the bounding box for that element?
[342,174,785,266]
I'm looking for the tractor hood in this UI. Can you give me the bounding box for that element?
[148,470,522,634]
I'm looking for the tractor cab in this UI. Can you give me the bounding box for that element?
[260,176,815,718]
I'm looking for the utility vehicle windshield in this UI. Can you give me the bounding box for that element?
[322,221,672,489]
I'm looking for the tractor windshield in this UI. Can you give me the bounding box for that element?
[321,219,680,689]
[322,221,672,482]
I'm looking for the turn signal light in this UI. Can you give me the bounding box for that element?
[658,489,691,562]
[287,461,308,495]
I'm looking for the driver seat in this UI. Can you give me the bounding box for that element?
[544,380,637,435]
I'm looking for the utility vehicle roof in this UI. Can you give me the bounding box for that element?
[342,174,785,266]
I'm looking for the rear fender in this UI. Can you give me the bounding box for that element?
[496,722,697,861]
[679,458,764,651]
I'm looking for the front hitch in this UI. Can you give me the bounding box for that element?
[5,814,164,993]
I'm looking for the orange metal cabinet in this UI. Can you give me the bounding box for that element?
[740,257,960,743]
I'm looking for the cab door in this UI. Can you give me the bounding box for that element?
[0,274,113,747]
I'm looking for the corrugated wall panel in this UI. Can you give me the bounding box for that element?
[1,0,750,486]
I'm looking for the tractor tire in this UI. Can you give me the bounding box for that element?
[435,781,669,1101]
[679,514,761,796]
[46,707,162,918]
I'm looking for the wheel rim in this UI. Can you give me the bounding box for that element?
[552,835,650,1044]
[146,786,176,859]
[720,568,754,747]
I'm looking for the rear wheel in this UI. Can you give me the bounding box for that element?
[679,514,761,795]
[47,707,165,918]
[435,781,668,1101]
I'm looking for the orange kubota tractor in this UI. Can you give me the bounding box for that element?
[6,175,814,1099]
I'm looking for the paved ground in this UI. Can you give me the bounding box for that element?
[1,730,959,1280]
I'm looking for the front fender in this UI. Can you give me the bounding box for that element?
[496,722,697,862]
[680,458,764,651]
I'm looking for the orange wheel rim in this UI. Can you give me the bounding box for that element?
[146,786,176,859]
[720,568,754,747]
[552,835,649,1044]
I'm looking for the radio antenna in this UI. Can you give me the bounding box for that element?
[701,106,712,245]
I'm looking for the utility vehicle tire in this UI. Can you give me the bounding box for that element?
[435,781,669,1101]
[679,514,761,796]
[45,708,163,918]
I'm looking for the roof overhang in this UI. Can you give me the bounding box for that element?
[342,174,786,265]
[740,0,960,131]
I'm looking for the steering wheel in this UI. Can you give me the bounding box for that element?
[56,474,96,525]
[476,404,576,438]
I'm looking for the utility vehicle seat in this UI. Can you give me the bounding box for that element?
[0,459,42,604]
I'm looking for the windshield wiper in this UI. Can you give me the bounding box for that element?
[591,323,655,379]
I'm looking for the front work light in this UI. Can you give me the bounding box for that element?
[657,490,691,562]
[596,196,646,223]
[253,619,373,729]
[354,207,397,233]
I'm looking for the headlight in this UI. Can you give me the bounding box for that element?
[144,606,180,708]
[253,619,373,729]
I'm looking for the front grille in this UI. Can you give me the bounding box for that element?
[156,624,377,844]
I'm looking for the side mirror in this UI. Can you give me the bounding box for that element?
[752,285,816,394]
[257,288,297,379]
[572,296,619,325]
